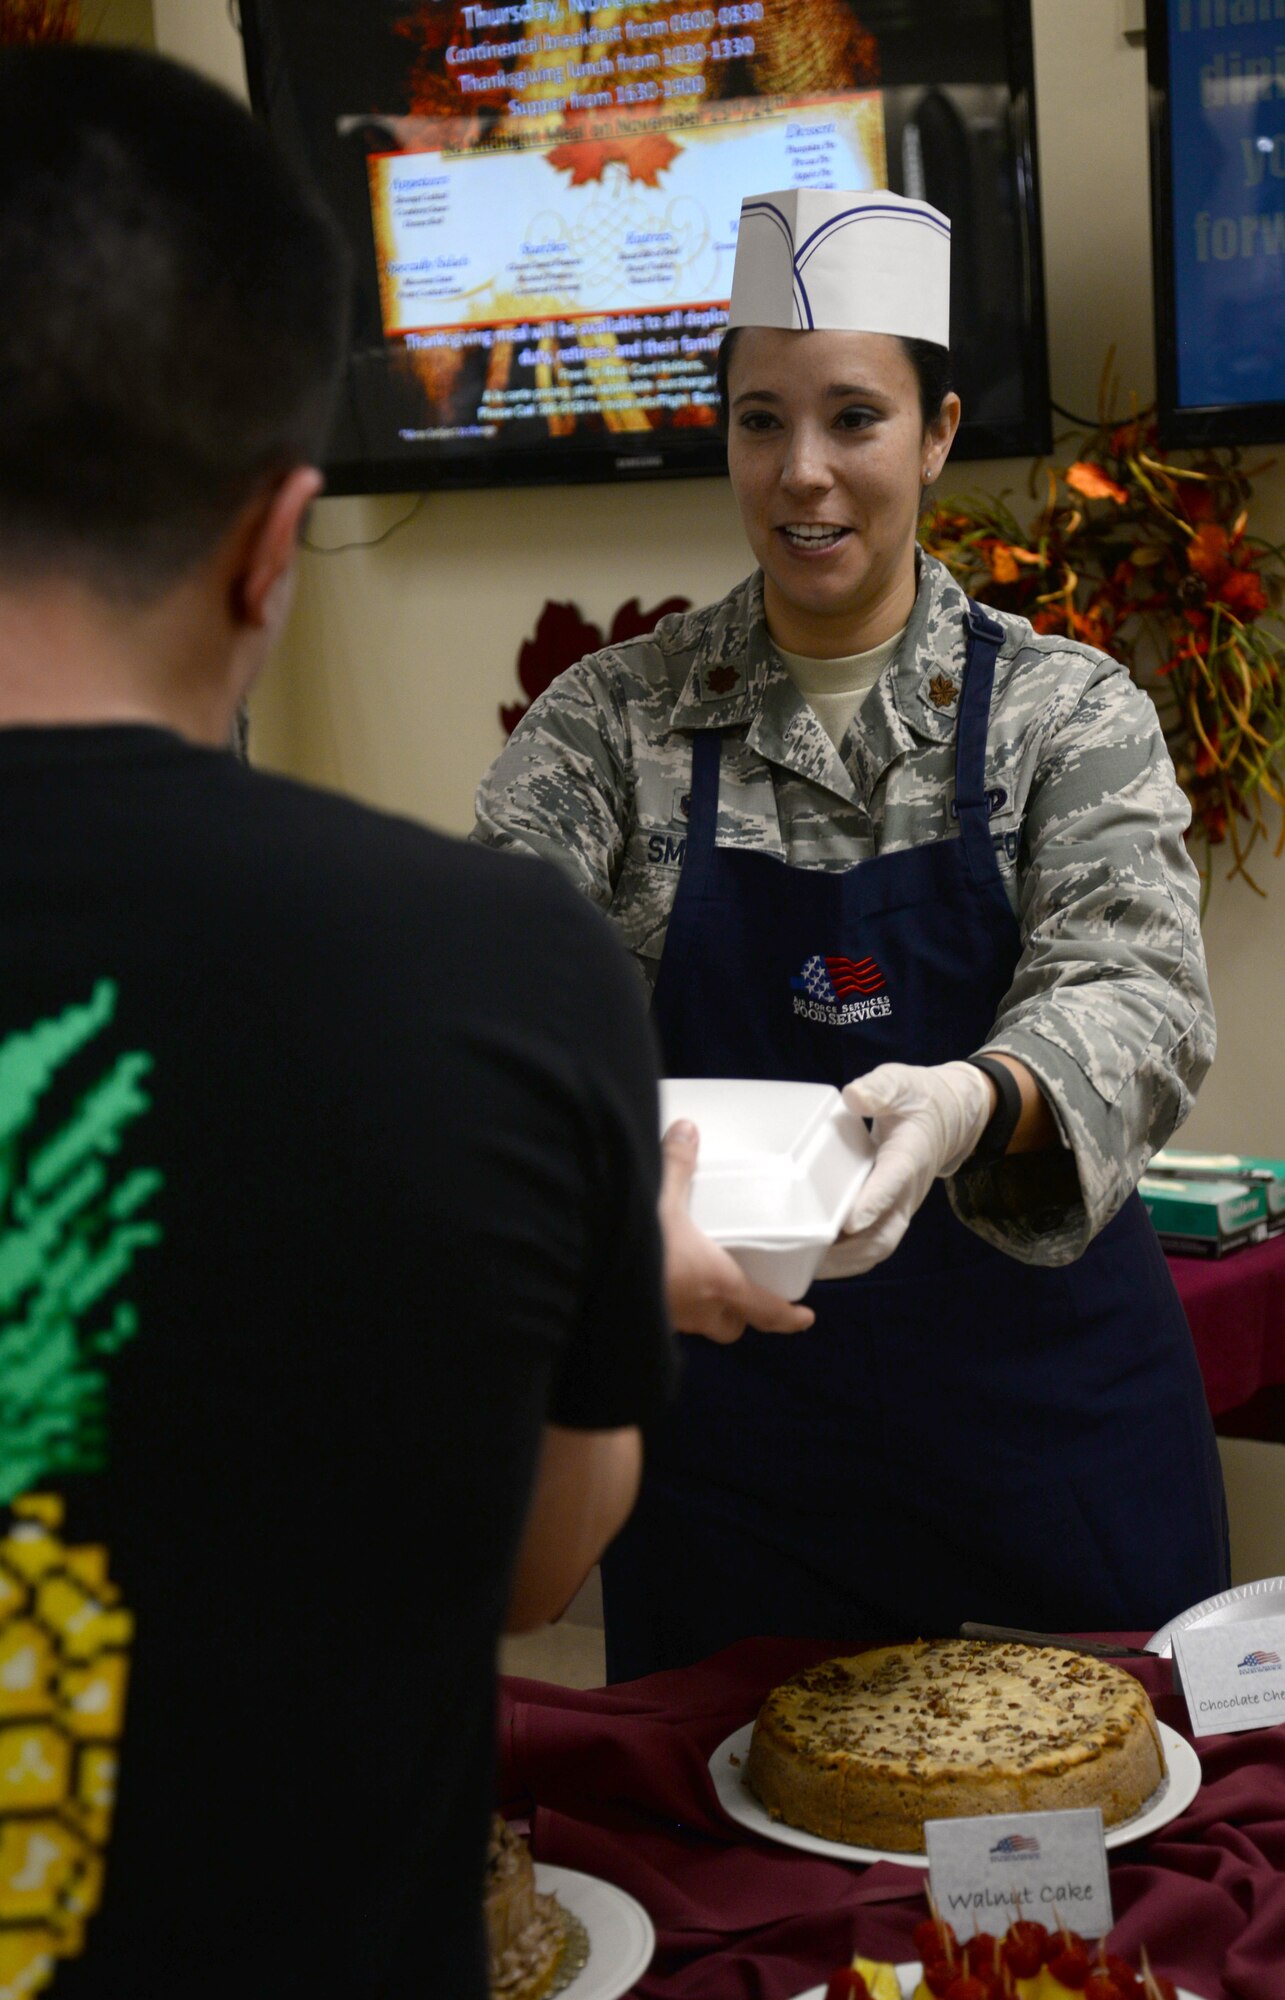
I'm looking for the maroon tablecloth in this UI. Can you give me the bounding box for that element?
[1168,1232,1285,1419]
[499,1637,1285,2000]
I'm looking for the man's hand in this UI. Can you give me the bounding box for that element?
[816,1060,994,1279]
[661,1120,815,1341]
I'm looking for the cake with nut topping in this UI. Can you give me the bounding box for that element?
[486,1815,568,2000]
[745,1639,1164,1852]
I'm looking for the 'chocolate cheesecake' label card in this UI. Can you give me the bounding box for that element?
[1173,1615,1285,1736]
[924,1808,1112,1940]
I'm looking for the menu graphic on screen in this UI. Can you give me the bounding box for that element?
[1163,0,1285,417]
[242,0,1049,487]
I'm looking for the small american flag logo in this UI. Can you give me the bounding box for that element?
[791,954,886,1005]
[1239,1650,1281,1669]
[990,1832,1040,1857]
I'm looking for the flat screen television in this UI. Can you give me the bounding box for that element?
[239,0,1051,492]
[1147,0,1285,447]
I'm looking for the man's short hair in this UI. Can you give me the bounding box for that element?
[0,44,350,602]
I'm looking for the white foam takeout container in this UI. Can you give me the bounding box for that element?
[659,1078,875,1300]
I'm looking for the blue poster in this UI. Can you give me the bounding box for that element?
[1167,0,1285,412]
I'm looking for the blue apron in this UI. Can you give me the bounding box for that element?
[603,604,1228,1680]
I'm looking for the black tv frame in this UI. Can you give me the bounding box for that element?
[1146,0,1285,449]
[240,0,1052,494]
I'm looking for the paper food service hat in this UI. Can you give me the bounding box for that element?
[727,188,951,346]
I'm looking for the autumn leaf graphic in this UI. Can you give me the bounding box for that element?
[545,134,682,188]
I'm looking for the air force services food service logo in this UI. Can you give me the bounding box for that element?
[791,953,892,1027]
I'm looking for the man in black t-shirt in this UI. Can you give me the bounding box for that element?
[0,46,671,1999]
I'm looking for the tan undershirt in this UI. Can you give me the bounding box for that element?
[775,627,907,750]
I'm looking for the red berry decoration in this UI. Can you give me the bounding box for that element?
[1102,1957,1145,2000]
[1001,1930,1044,1980]
[1046,1947,1093,1991]
[1083,1976,1124,2000]
[923,1962,958,1999]
[963,1932,1000,1973]
[1007,1921,1049,1953]
[824,1971,871,2000]
[943,1979,991,2000]
[915,1918,959,1964]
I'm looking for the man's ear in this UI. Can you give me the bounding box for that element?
[230,465,324,632]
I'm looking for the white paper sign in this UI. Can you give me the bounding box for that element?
[1173,1615,1285,1735]
[924,1809,1112,1940]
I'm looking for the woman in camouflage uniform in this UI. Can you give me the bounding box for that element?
[475,190,1229,1678]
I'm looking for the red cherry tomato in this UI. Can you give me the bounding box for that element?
[1006,1920,1048,1950]
[1001,1932,1044,1979]
[915,1918,959,1964]
[963,1932,1000,1972]
[943,1979,991,2000]
[1046,1949,1092,1991]
[823,1971,871,2000]
[1101,1957,1145,2000]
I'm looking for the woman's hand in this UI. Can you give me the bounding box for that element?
[817,1055,1059,1278]
[817,1060,995,1277]
[661,1120,815,1341]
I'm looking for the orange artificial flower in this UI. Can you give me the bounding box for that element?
[1187,522,1230,583]
[1070,604,1116,649]
[1065,461,1129,505]
[1219,567,1269,618]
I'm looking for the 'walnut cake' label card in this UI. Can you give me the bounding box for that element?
[925,1807,1112,1939]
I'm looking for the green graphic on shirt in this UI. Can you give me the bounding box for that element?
[0,981,162,1504]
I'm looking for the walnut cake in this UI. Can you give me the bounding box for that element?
[745,1639,1165,1852]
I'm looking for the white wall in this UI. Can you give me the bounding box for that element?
[151,0,235,87]
[155,0,1284,1154]
[85,0,153,45]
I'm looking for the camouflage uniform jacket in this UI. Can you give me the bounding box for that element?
[474,552,1215,1266]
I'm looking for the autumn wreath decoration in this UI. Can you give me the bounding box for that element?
[921,400,1285,899]
[0,0,78,42]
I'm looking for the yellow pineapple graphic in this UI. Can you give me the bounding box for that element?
[0,1496,130,1998]
[0,983,162,1994]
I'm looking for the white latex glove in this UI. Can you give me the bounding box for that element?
[660,1120,815,1342]
[815,1060,995,1280]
